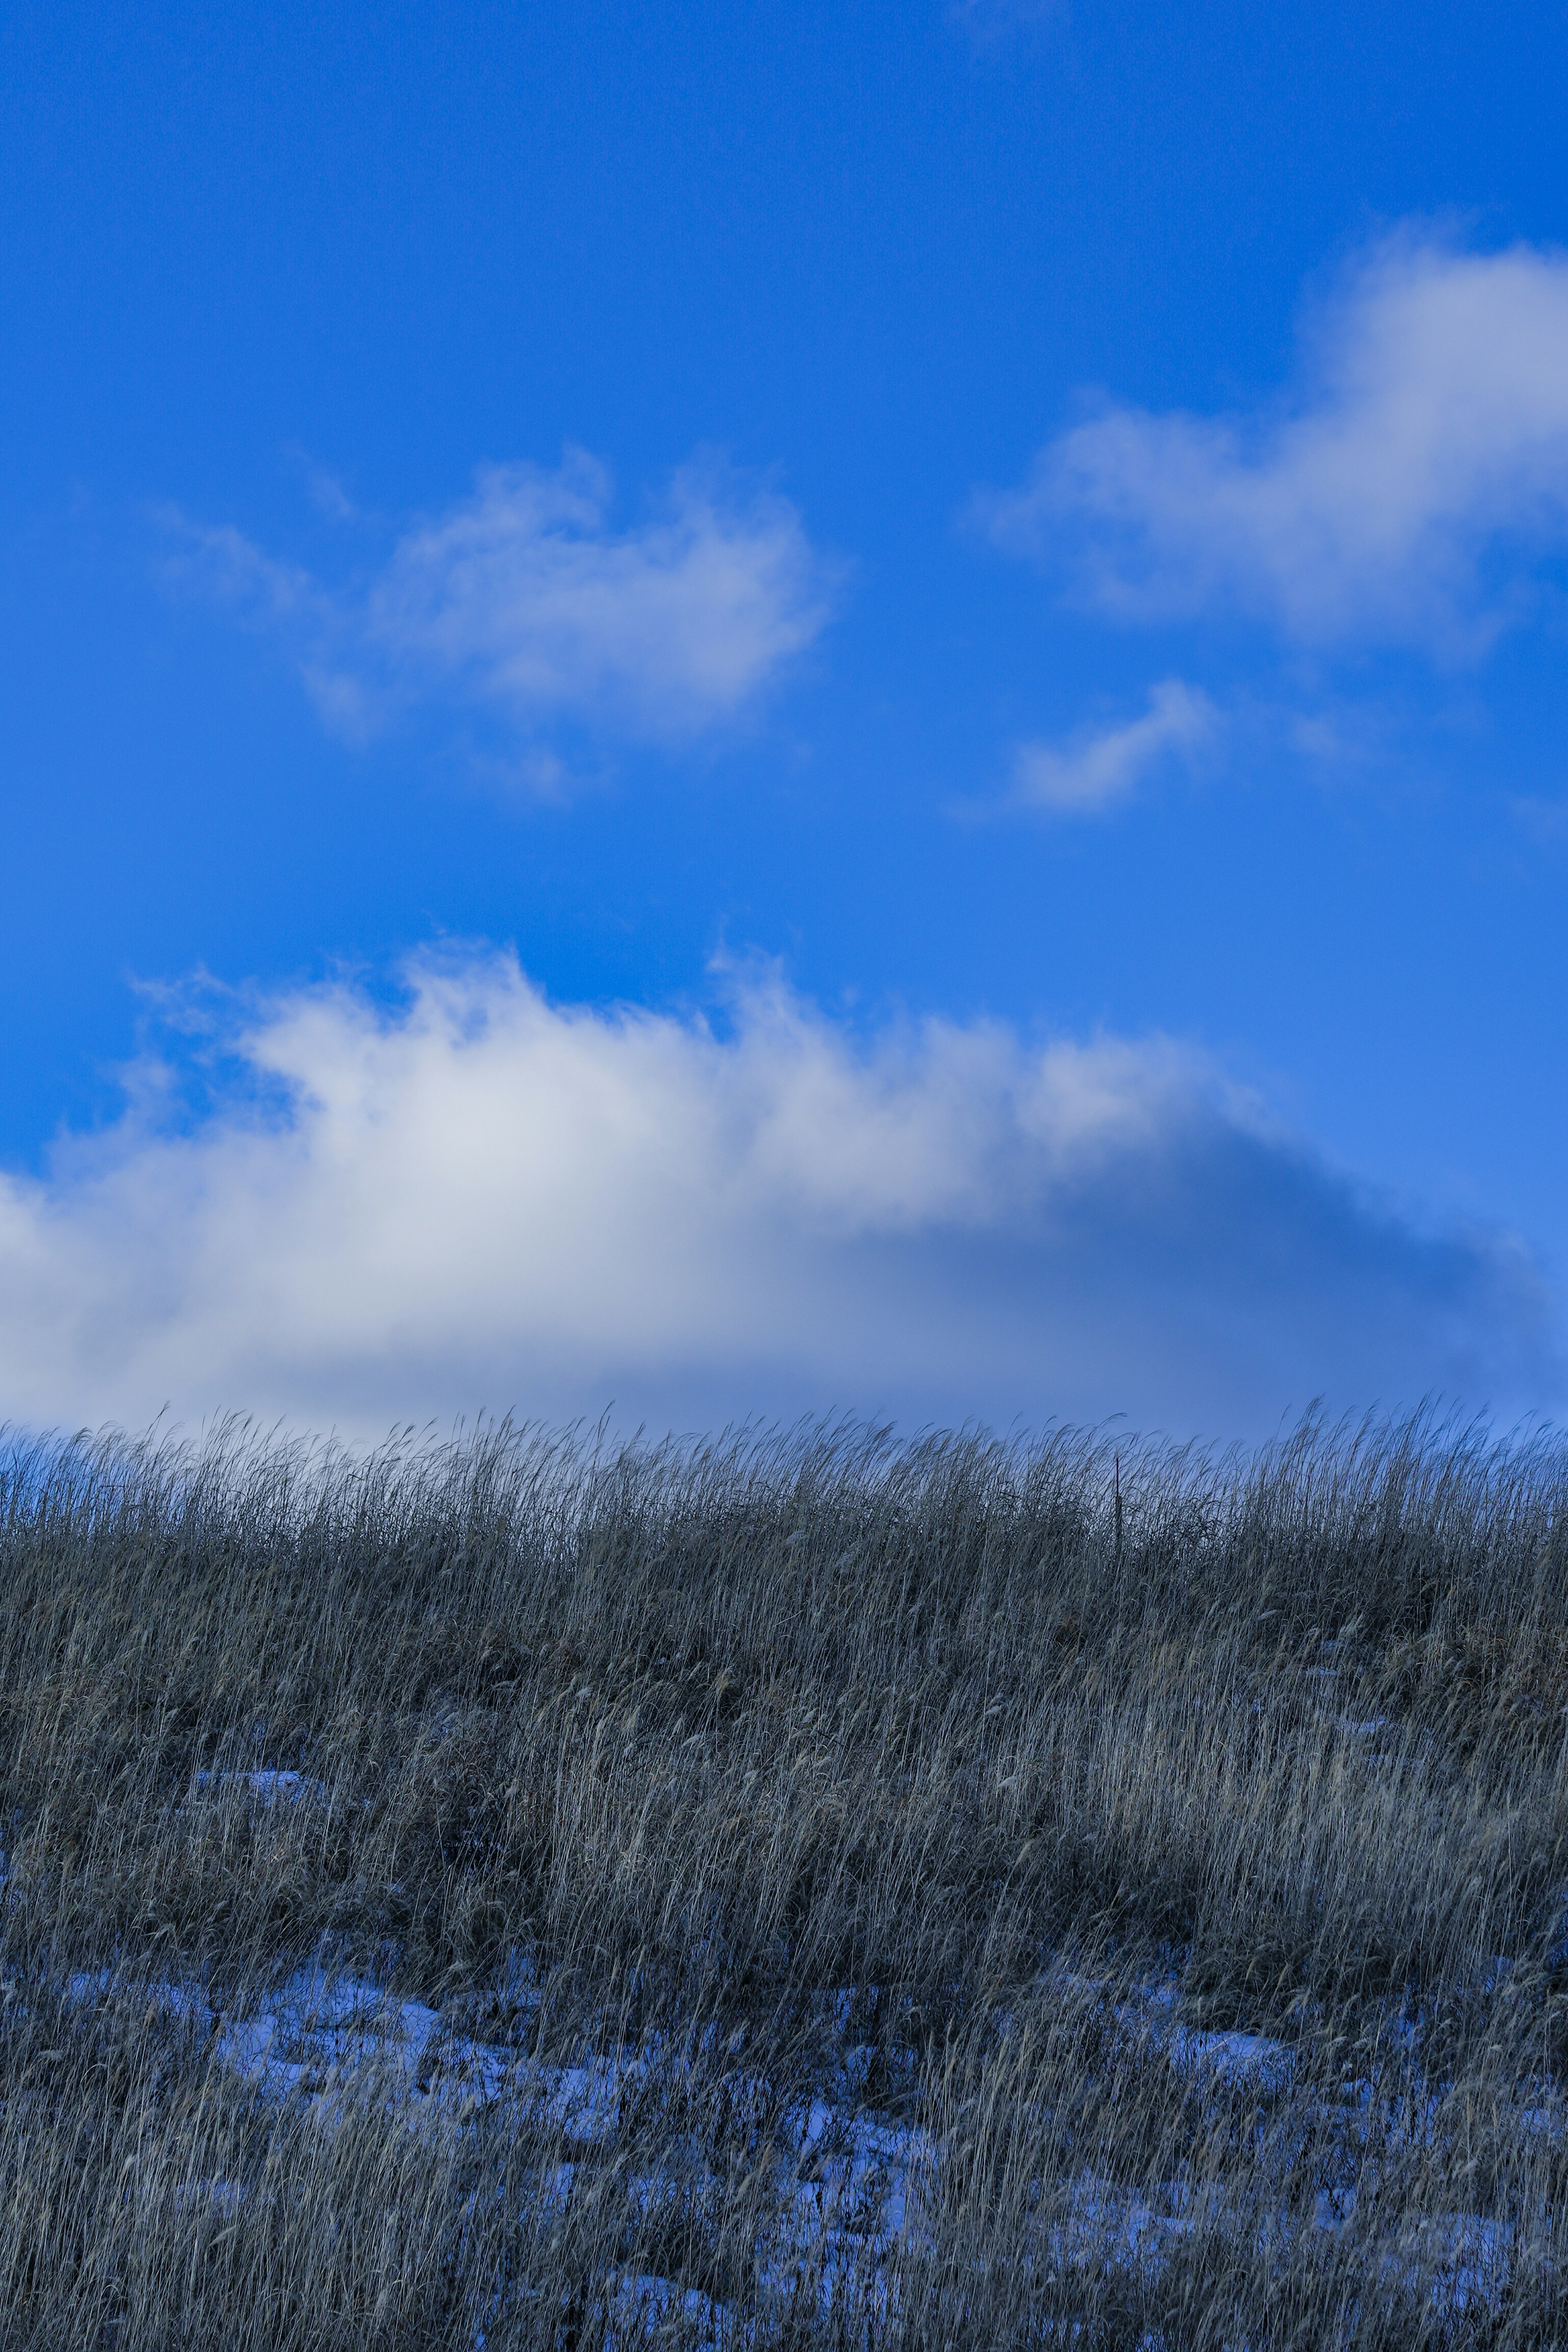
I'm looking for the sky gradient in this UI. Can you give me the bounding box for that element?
[2,0,1566,1440]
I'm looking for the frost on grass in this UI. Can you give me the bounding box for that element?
[3,1408,1568,2344]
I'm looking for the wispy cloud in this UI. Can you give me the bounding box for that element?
[163,450,838,750]
[1008,679,1219,814]
[1510,795,1568,845]
[981,232,1568,651]
[951,0,1065,44]
[0,953,1553,1441]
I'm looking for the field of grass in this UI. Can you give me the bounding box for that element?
[3,1409,1568,2346]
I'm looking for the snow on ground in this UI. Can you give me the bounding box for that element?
[41,1931,1541,2344]
[10,1748,1557,2341]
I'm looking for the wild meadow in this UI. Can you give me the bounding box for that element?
[3,1408,1568,2347]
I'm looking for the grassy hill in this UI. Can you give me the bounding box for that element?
[3,1410,1566,2346]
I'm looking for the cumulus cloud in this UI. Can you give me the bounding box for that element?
[1009,679,1219,814]
[0,953,1554,1441]
[982,234,1568,650]
[164,450,836,747]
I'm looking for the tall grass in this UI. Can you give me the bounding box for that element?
[3,1409,1568,2345]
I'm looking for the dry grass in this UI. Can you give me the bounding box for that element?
[3,1408,1568,2345]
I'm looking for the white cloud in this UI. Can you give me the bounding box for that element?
[1010,679,1219,813]
[983,233,1568,649]
[0,953,1553,1442]
[165,450,836,747]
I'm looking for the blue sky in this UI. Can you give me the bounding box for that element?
[2,0,1566,1439]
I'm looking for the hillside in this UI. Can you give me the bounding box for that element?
[2,1412,1566,2346]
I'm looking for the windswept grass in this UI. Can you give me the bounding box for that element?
[3,1408,1568,2345]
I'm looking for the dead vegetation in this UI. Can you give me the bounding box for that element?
[3,1408,1568,2345]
